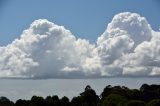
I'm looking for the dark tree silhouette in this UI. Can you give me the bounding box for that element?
[0,96,14,106]
[45,95,61,106]
[60,96,70,106]
[128,89,143,100]
[14,99,30,106]
[125,100,146,106]
[102,94,127,106]
[101,85,130,101]
[79,85,100,106]
[140,84,160,101]
[71,96,82,106]
[45,96,53,106]
[30,96,46,106]
[1,84,160,106]
[146,99,160,106]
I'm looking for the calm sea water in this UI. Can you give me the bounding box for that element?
[0,77,160,102]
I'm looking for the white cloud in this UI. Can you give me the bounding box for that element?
[0,19,99,78]
[0,12,160,78]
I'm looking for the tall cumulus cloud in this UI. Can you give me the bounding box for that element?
[0,12,160,78]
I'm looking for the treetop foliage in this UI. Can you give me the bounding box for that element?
[0,84,160,106]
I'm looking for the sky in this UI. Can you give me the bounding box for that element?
[0,0,160,79]
[1,0,160,101]
[0,0,160,45]
[1,78,160,101]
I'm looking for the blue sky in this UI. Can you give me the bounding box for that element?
[0,0,160,45]
[1,0,160,100]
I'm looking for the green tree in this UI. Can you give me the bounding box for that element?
[129,89,142,100]
[80,85,100,106]
[60,96,70,106]
[30,96,46,106]
[45,95,61,106]
[101,85,130,102]
[71,96,82,106]
[14,99,30,106]
[0,96,14,106]
[125,100,146,106]
[101,85,112,101]
[146,99,160,106]
[45,96,53,106]
[51,95,61,106]
[140,84,160,101]
[102,94,127,106]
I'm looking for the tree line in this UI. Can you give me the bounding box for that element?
[0,84,160,106]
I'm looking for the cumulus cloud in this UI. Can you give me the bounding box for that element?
[97,12,160,77]
[0,12,160,78]
[0,19,99,78]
